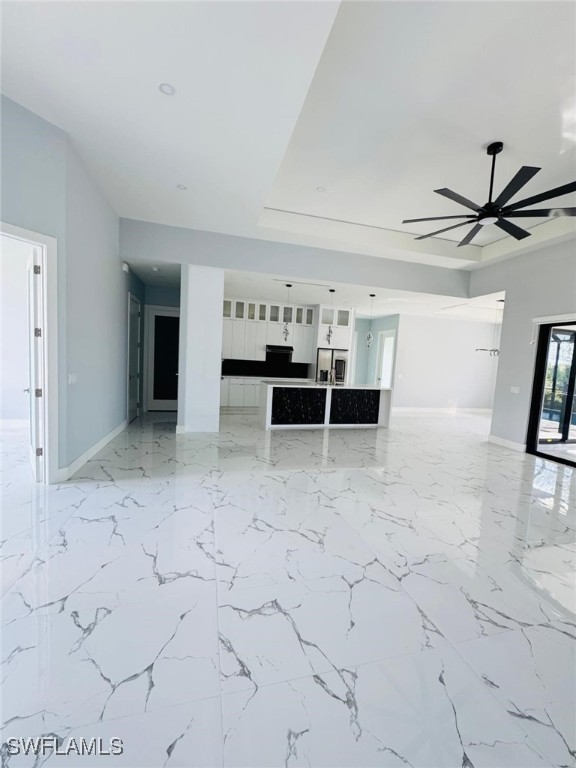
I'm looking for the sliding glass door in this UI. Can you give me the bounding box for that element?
[528,323,576,466]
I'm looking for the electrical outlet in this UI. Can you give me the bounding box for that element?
[68,373,77,385]
[510,386,520,394]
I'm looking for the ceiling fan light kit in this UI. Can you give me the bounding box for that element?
[403,141,576,247]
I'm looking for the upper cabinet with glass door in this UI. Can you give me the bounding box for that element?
[319,306,350,327]
[223,298,316,325]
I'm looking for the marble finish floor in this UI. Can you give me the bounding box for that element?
[1,412,575,767]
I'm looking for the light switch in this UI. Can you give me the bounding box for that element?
[510,386,520,394]
[68,373,77,385]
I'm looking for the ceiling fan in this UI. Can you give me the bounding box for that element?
[402,141,576,247]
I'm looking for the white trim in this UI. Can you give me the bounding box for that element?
[144,305,180,412]
[127,293,142,422]
[532,313,576,325]
[488,434,526,452]
[55,419,128,482]
[1,222,59,484]
[391,407,492,414]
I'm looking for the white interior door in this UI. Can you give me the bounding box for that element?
[128,294,141,422]
[375,330,396,388]
[146,307,180,411]
[27,248,44,481]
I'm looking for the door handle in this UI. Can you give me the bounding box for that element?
[23,388,30,393]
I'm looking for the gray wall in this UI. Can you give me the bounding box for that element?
[470,239,576,445]
[65,143,124,464]
[120,218,469,299]
[145,284,180,307]
[1,96,128,467]
[129,271,145,303]
[354,315,400,386]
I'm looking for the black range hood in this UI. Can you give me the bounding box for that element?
[266,345,294,354]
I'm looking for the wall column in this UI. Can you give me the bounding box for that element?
[177,265,224,432]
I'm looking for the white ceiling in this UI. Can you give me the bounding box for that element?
[128,260,504,323]
[265,1,576,248]
[2,1,574,269]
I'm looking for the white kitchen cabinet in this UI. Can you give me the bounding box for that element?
[223,299,232,318]
[293,326,316,363]
[255,323,267,360]
[266,322,285,347]
[231,321,246,359]
[229,380,244,406]
[247,302,257,321]
[220,377,229,406]
[244,322,257,360]
[258,303,267,321]
[234,301,245,320]
[306,307,315,326]
[222,318,233,359]
[336,309,350,327]
[269,304,281,323]
[321,307,334,325]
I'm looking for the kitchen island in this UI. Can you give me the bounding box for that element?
[259,381,391,430]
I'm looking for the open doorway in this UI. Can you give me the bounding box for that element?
[374,329,396,388]
[0,225,57,483]
[144,306,180,411]
[527,322,576,467]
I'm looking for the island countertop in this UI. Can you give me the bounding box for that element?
[259,381,391,430]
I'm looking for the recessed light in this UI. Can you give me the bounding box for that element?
[177,184,187,190]
[159,83,176,96]
[316,186,326,192]
[151,267,159,272]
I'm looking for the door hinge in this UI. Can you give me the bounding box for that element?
[36,447,43,457]
[34,328,42,337]
[34,265,41,275]
[35,388,43,397]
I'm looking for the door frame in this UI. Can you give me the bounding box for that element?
[1,222,59,483]
[144,305,180,411]
[527,321,576,467]
[127,293,142,422]
[374,329,396,388]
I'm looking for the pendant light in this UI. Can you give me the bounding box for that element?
[282,283,292,342]
[366,294,375,348]
[326,288,335,345]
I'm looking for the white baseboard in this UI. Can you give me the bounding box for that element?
[488,435,526,452]
[55,420,128,482]
[391,407,492,414]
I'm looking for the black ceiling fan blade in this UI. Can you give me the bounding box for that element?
[415,221,473,240]
[403,215,476,223]
[493,166,540,206]
[505,207,576,217]
[503,180,576,212]
[457,223,483,247]
[434,188,482,212]
[495,218,531,240]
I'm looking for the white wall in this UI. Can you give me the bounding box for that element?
[177,265,224,432]
[392,315,501,410]
[0,236,32,419]
[470,239,576,446]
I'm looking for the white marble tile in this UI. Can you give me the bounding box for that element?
[1,579,220,732]
[1,412,574,767]
[221,645,551,768]
[218,575,447,694]
[2,696,223,767]
[455,624,576,767]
